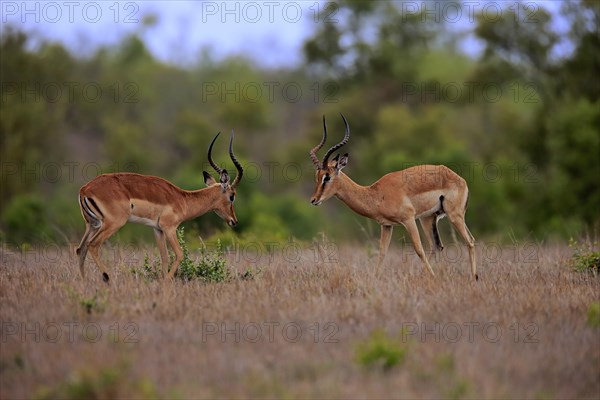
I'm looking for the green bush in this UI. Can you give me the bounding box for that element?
[130,253,162,282]
[355,330,407,371]
[62,284,107,315]
[33,362,160,400]
[175,228,231,283]
[568,239,600,274]
[587,302,600,328]
[130,228,231,283]
[1,194,51,243]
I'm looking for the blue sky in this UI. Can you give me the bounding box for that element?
[1,1,567,67]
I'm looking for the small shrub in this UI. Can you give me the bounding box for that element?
[587,302,600,328]
[355,330,407,371]
[435,353,471,399]
[33,363,160,400]
[79,294,106,315]
[131,253,162,281]
[175,228,231,283]
[568,239,600,274]
[131,228,231,283]
[62,284,107,314]
[446,379,470,400]
[238,266,263,280]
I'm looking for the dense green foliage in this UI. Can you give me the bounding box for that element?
[568,239,600,274]
[1,2,598,246]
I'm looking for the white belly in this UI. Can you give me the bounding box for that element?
[127,214,158,228]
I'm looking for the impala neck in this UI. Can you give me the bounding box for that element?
[183,185,222,220]
[334,173,379,220]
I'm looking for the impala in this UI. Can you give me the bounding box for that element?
[309,115,477,280]
[76,132,243,282]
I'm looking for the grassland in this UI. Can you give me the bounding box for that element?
[1,239,598,399]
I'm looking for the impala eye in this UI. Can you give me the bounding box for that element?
[323,174,331,183]
[230,194,235,202]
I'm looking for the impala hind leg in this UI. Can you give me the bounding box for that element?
[419,216,435,253]
[419,215,441,265]
[76,218,103,278]
[420,214,444,252]
[164,228,183,280]
[403,218,435,276]
[153,228,169,278]
[76,223,93,277]
[86,220,126,283]
[447,212,477,280]
[377,225,393,268]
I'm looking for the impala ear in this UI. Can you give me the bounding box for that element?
[220,169,230,191]
[336,153,349,172]
[203,171,216,186]
[328,154,340,168]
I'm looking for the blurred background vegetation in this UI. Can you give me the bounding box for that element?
[1,1,598,246]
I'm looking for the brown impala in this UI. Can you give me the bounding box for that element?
[309,114,477,280]
[76,132,243,282]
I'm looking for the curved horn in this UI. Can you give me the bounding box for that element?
[229,130,243,188]
[309,115,328,169]
[207,132,224,174]
[321,113,350,169]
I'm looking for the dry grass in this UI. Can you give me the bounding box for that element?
[1,240,599,399]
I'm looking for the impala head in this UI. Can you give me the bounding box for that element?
[203,131,243,226]
[309,114,350,206]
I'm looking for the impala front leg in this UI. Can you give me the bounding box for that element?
[403,218,435,276]
[377,225,393,268]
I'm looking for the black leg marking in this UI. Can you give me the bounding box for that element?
[475,274,479,281]
[102,272,110,283]
[431,195,445,251]
[88,197,104,218]
[432,218,443,251]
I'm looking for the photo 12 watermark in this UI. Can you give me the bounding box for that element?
[1,81,139,104]
[200,321,340,343]
[398,1,542,24]
[400,321,540,343]
[1,161,140,185]
[1,2,141,24]
[400,81,541,104]
[1,321,139,343]
[200,81,339,104]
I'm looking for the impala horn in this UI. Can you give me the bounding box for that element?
[207,132,225,175]
[310,115,328,169]
[321,113,350,169]
[229,130,243,188]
